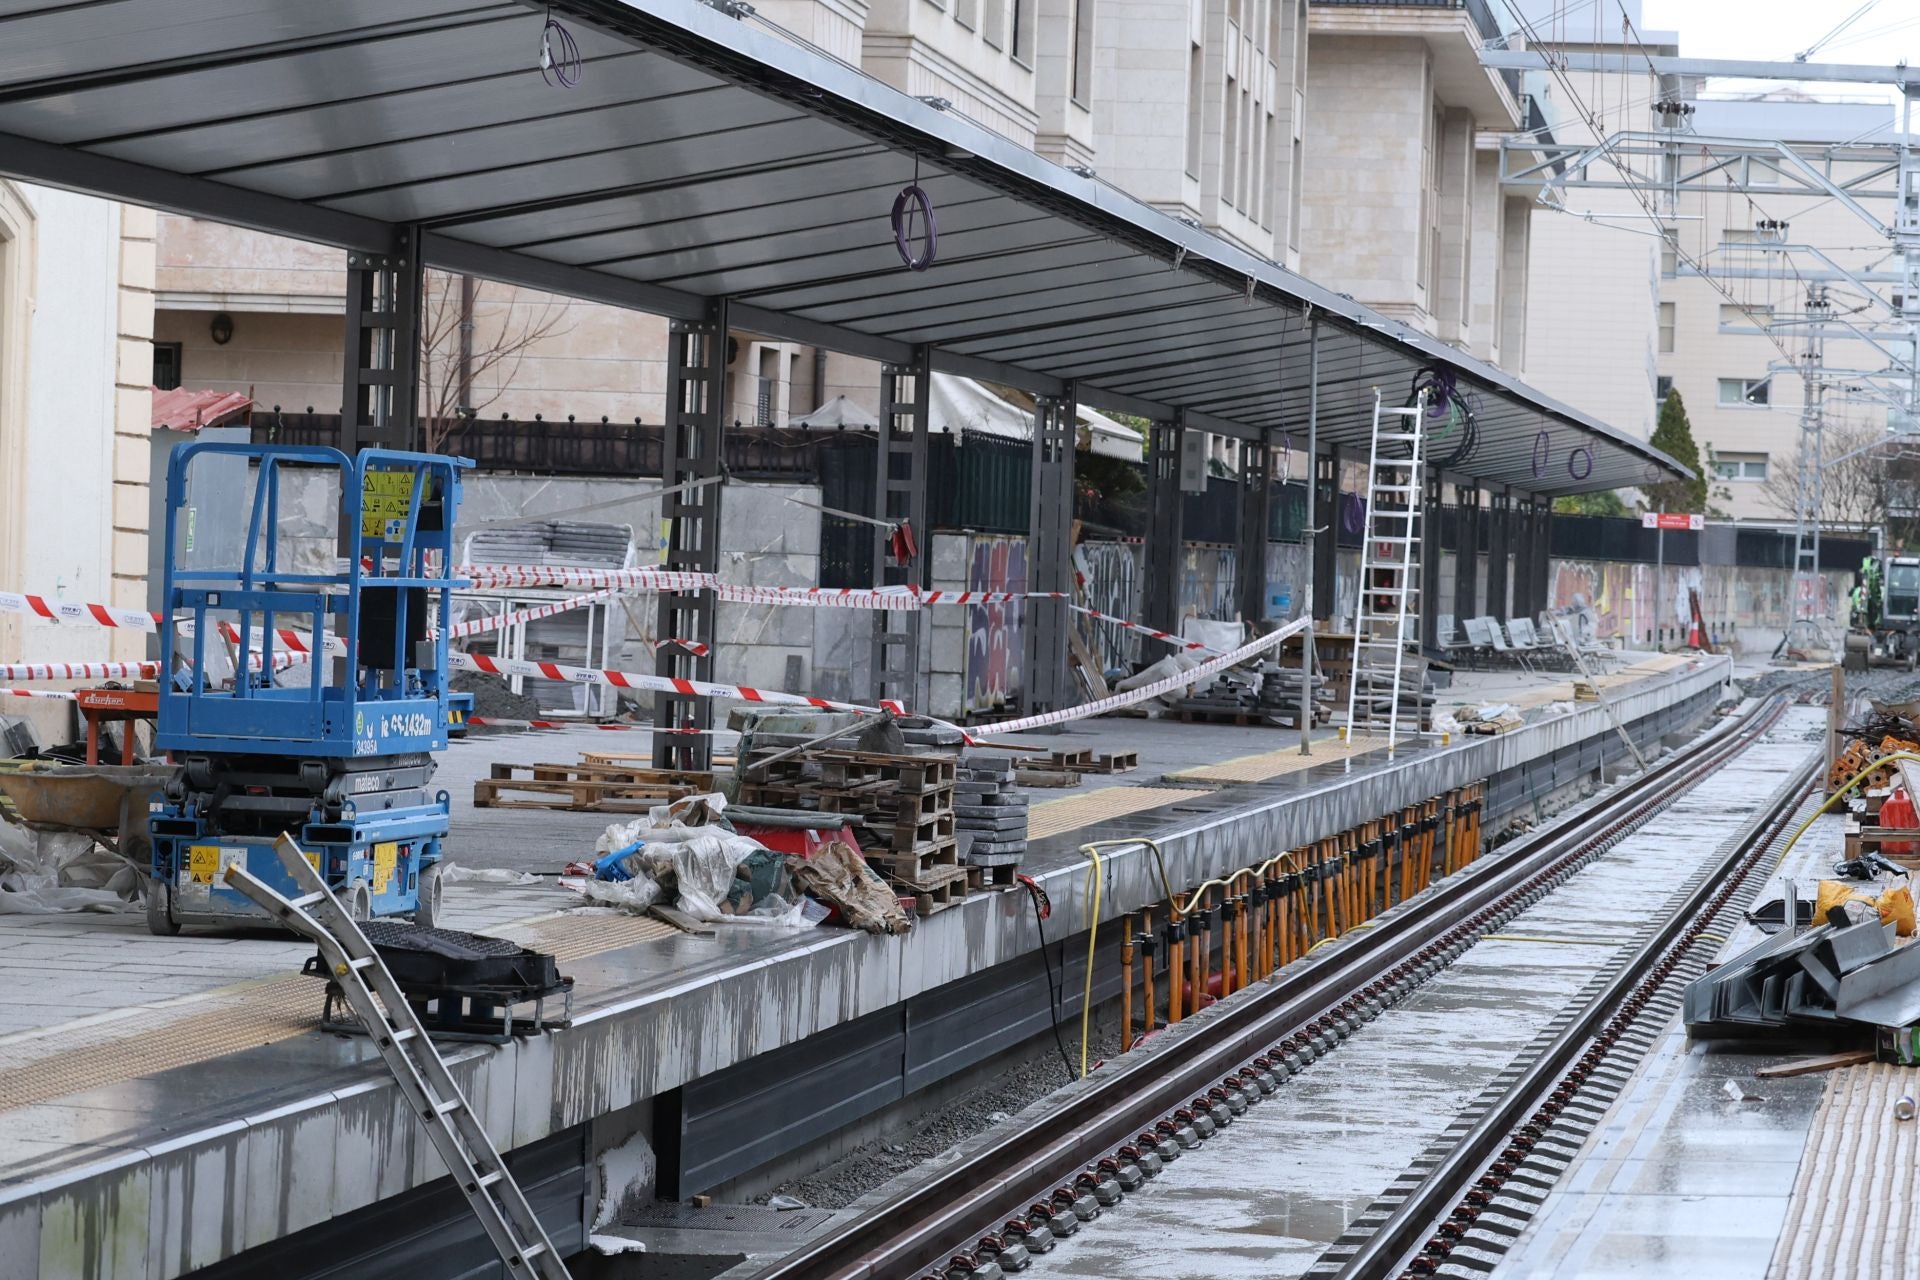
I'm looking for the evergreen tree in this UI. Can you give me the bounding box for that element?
[1641,389,1709,513]
[1553,489,1630,517]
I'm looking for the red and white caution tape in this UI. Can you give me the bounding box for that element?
[0,660,159,682]
[0,591,160,631]
[208,619,344,657]
[914,589,1067,605]
[449,650,904,717]
[1070,606,1222,655]
[714,584,919,610]
[985,615,1309,736]
[458,566,718,593]
[0,687,80,701]
[445,589,616,638]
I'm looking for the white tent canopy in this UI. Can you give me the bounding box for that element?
[929,373,1143,460]
[787,394,880,429]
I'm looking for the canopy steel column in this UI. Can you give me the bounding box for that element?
[1237,433,1273,625]
[872,351,932,711]
[1143,417,1185,637]
[1530,499,1553,616]
[1024,391,1076,716]
[1486,489,1512,622]
[1313,446,1339,622]
[340,228,424,454]
[652,303,728,769]
[1421,470,1445,650]
[1454,484,1481,623]
[1510,497,1534,619]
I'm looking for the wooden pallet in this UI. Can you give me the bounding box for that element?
[473,776,701,812]
[869,837,960,881]
[1014,768,1083,788]
[899,864,968,916]
[818,750,957,792]
[884,808,957,849]
[523,760,714,787]
[964,862,1021,891]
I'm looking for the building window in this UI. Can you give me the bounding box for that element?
[1656,375,1673,405]
[1011,0,1035,61]
[1660,225,1678,278]
[955,0,976,28]
[1718,376,1771,407]
[1712,451,1769,481]
[153,341,183,391]
[1658,302,1675,353]
[984,0,1005,48]
[1069,0,1092,103]
[1185,41,1203,180]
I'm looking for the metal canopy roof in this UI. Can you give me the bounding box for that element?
[0,0,1687,496]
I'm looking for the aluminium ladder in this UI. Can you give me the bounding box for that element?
[224,836,572,1280]
[1344,391,1427,749]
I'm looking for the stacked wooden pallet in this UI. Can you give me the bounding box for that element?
[473,759,712,812]
[1001,746,1137,784]
[737,749,966,915]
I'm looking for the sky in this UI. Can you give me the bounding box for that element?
[1639,0,1920,109]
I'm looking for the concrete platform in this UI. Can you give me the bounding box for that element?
[0,651,1732,1278]
[1490,790,1885,1280]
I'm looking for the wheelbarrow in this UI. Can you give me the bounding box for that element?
[0,761,173,863]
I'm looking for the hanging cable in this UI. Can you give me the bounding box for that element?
[539,7,582,88]
[1019,875,1077,1079]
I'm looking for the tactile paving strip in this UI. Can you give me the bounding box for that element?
[1169,738,1370,784]
[1026,785,1214,841]
[0,911,681,1114]
[1768,1060,1920,1279]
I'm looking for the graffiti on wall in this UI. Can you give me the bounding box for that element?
[1182,544,1238,621]
[963,536,1027,716]
[1077,540,1143,670]
[1549,559,1850,641]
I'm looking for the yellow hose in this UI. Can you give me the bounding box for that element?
[1773,751,1920,871]
[1079,841,1103,1079]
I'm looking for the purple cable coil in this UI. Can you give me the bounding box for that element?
[893,185,938,271]
[1568,447,1593,481]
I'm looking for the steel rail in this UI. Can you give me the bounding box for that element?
[1336,722,1821,1279]
[746,695,1790,1280]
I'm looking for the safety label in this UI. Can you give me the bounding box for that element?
[372,842,399,895]
[361,469,417,539]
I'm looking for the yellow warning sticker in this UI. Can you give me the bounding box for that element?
[187,845,223,885]
[372,842,399,896]
[361,469,416,540]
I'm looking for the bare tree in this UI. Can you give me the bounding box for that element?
[417,272,569,454]
[1756,420,1920,533]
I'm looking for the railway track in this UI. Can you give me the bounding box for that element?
[743,694,1805,1280]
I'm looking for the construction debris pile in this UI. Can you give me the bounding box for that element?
[546,705,1144,928]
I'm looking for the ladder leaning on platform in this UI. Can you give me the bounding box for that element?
[1344,390,1427,749]
[224,835,574,1280]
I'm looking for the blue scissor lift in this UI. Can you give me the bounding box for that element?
[146,443,472,936]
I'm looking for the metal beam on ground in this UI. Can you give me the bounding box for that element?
[872,350,932,711]
[1024,390,1076,716]
[653,302,728,769]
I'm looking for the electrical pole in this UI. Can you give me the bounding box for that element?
[1790,282,1830,634]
